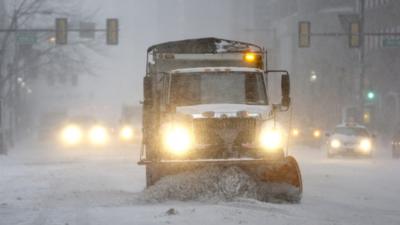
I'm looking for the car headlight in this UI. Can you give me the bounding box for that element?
[291,128,300,137]
[313,129,321,138]
[89,126,109,145]
[61,125,82,145]
[163,123,193,155]
[359,138,372,152]
[259,128,283,151]
[330,139,341,149]
[119,126,134,140]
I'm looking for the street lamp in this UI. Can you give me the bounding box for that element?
[48,36,56,43]
[310,70,317,82]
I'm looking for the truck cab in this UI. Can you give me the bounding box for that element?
[159,67,276,159]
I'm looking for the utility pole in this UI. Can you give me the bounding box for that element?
[9,10,19,149]
[0,13,119,153]
[359,0,365,112]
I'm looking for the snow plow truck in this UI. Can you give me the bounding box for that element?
[138,38,302,201]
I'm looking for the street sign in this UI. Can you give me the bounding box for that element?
[16,32,37,45]
[79,22,96,39]
[383,39,400,47]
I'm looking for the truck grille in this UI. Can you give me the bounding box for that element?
[192,118,257,145]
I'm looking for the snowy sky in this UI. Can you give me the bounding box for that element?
[77,0,154,108]
[77,0,245,110]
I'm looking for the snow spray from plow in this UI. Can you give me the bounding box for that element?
[142,157,302,203]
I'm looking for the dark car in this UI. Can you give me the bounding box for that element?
[290,126,324,148]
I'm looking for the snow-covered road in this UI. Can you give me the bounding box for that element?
[1,143,400,225]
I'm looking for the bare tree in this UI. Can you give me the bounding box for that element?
[1,0,104,89]
[0,0,105,152]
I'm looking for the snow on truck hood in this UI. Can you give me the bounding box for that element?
[176,104,271,118]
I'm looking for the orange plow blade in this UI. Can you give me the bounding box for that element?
[256,156,303,202]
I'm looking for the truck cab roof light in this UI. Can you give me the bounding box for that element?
[244,52,256,62]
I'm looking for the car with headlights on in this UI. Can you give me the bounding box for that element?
[59,116,111,148]
[290,126,323,148]
[326,124,374,158]
[115,105,142,146]
[115,124,141,145]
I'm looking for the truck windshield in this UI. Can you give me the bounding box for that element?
[169,72,267,106]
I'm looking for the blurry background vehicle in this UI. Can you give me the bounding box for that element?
[325,123,374,158]
[59,115,111,148]
[290,125,324,148]
[115,105,141,146]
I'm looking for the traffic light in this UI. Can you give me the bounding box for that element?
[298,21,311,48]
[364,89,376,102]
[55,18,68,45]
[366,90,375,100]
[363,111,370,123]
[106,18,119,45]
[349,21,361,48]
[363,105,375,125]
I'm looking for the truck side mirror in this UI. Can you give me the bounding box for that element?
[143,76,152,106]
[281,74,291,107]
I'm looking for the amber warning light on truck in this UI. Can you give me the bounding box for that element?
[243,52,262,65]
[244,52,256,62]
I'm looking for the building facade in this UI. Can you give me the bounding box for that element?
[247,0,400,132]
[363,0,400,131]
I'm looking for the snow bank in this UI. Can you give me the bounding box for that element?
[141,166,301,203]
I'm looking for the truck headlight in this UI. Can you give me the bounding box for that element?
[359,138,372,152]
[163,124,193,155]
[259,128,283,151]
[330,139,341,149]
[120,126,134,140]
[89,126,109,145]
[61,125,82,145]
